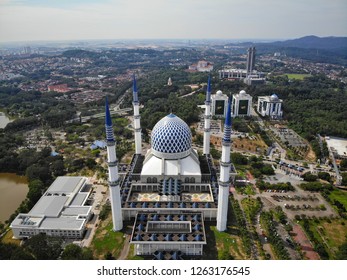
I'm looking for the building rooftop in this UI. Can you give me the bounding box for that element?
[130,212,206,244]
[29,196,68,217]
[47,176,86,194]
[10,176,91,235]
[326,136,347,158]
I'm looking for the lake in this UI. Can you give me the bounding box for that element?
[0,112,11,129]
[0,173,28,223]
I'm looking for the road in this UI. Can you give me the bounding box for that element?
[81,181,108,248]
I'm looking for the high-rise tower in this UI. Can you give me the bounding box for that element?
[203,76,212,155]
[246,47,256,75]
[216,96,232,232]
[105,97,123,231]
[132,75,142,155]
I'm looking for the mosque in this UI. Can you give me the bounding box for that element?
[106,76,236,258]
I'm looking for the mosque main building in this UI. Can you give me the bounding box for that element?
[106,76,236,258]
[10,76,236,259]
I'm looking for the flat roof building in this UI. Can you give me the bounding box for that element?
[326,136,347,159]
[10,176,92,239]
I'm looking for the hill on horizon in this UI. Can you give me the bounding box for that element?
[269,35,347,50]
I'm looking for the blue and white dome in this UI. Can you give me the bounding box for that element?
[270,93,279,101]
[151,114,192,159]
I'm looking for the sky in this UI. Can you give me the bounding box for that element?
[0,0,346,43]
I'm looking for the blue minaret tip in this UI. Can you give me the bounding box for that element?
[105,96,112,127]
[206,75,211,102]
[222,96,232,143]
[105,97,115,142]
[225,96,232,126]
[133,74,138,102]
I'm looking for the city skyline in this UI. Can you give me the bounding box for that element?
[0,0,346,43]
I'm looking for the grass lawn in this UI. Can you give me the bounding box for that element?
[281,73,312,80]
[210,225,246,260]
[329,189,347,209]
[319,219,347,252]
[302,218,347,259]
[90,217,125,259]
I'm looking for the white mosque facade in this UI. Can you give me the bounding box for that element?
[106,77,236,258]
[10,76,236,260]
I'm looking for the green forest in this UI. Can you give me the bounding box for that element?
[247,75,347,139]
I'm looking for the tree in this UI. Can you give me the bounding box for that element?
[26,163,52,184]
[50,159,65,177]
[61,244,94,260]
[340,159,347,170]
[302,172,318,182]
[23,234,63,260]
[86,158,97,169]
[104,252,115,260]
[27,179,45,204]
[341,172,347,186]
[336,241,347,260]
[231,153,248,165]
[318,172,331,182]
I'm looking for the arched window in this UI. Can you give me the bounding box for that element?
[147,177,152,183]
[153,177,157,183]
[185,177,190,183]
[190,177,195,183]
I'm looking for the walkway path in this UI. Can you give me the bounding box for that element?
[118,234,131,260]
[292,224,320,260]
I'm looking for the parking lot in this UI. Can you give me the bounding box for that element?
[260,170,337,220]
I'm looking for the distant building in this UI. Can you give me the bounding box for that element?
[246,47,256,74]
[257,94,283,119]
[189,60,213,72]
[325,136,347,160]
[211,90,229,118]
[48,84,69,93]
[232,90,252,117]
[167,77,172,86]
[11,177,92,239]
[218,69,248,80]
[243,75,266,85]
[90,140,107,150]
[219,46,265,85]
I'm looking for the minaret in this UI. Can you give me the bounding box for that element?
[105,97,123,231]
[132,75,142,155]
[216,96,232,232]
[203,76,212,155]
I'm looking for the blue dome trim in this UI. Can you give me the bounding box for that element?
[151,114,192,158]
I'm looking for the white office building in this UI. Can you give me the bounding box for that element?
[232,90,252,117]
[211,90,229,118]
[11,176,92,239]
[257,94,283,119]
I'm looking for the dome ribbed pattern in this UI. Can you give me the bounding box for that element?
[151,114,191,155]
